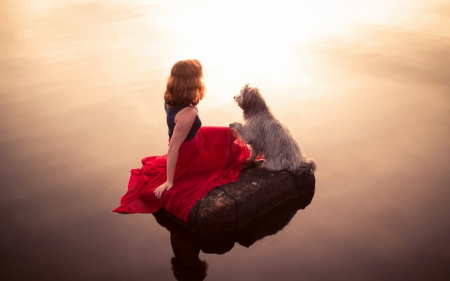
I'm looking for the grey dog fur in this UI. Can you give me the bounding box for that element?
[230,84,316,173]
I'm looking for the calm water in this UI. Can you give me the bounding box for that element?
[1,0,450,280]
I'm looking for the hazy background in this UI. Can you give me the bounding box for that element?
[1,0,450,280]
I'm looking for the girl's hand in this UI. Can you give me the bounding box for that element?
[154,181,173,199]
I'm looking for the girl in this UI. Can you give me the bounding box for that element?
[113,59,250,222]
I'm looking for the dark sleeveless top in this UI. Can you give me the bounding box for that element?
[165,103,202,141]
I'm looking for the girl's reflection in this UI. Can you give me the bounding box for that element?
[170,232,208,281]
[155,191,315,281]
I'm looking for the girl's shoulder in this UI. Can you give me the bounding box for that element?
[177,106,197,116]
[165,103,198,112]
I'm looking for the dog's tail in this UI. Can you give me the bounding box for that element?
[304,158,317,173]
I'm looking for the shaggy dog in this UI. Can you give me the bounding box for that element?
[230,84,316,174]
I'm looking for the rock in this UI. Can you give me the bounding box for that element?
[157,166,316,233]
[154,189,315,255]
[195,188,237,233]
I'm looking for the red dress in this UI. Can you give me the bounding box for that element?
[113,126,250,222]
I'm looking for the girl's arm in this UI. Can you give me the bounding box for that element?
[154,107,197,199]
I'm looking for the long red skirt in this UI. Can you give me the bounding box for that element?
[113,126,250,222]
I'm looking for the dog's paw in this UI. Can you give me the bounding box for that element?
[229,122,243,130]
[250,159,264,167]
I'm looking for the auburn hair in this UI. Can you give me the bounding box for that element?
[164,59,205,107]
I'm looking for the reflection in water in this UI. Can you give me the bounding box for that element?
[155,192,314,280]
[170,234,208,281]
[1,0,450,280]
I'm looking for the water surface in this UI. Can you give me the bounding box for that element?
[1,0,450,280]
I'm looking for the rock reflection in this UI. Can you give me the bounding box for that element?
[154,191,315,280]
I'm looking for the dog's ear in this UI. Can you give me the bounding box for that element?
[240,84,250,96]
[242,86,266,112]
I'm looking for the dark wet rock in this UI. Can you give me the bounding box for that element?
[195,188,237,233]
[218,168,299,228]
[158,166,316,234]
[154,190,315,255]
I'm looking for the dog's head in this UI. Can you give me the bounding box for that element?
[234,84,268,116]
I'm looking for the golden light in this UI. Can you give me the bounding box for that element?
[148,0,424,105]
